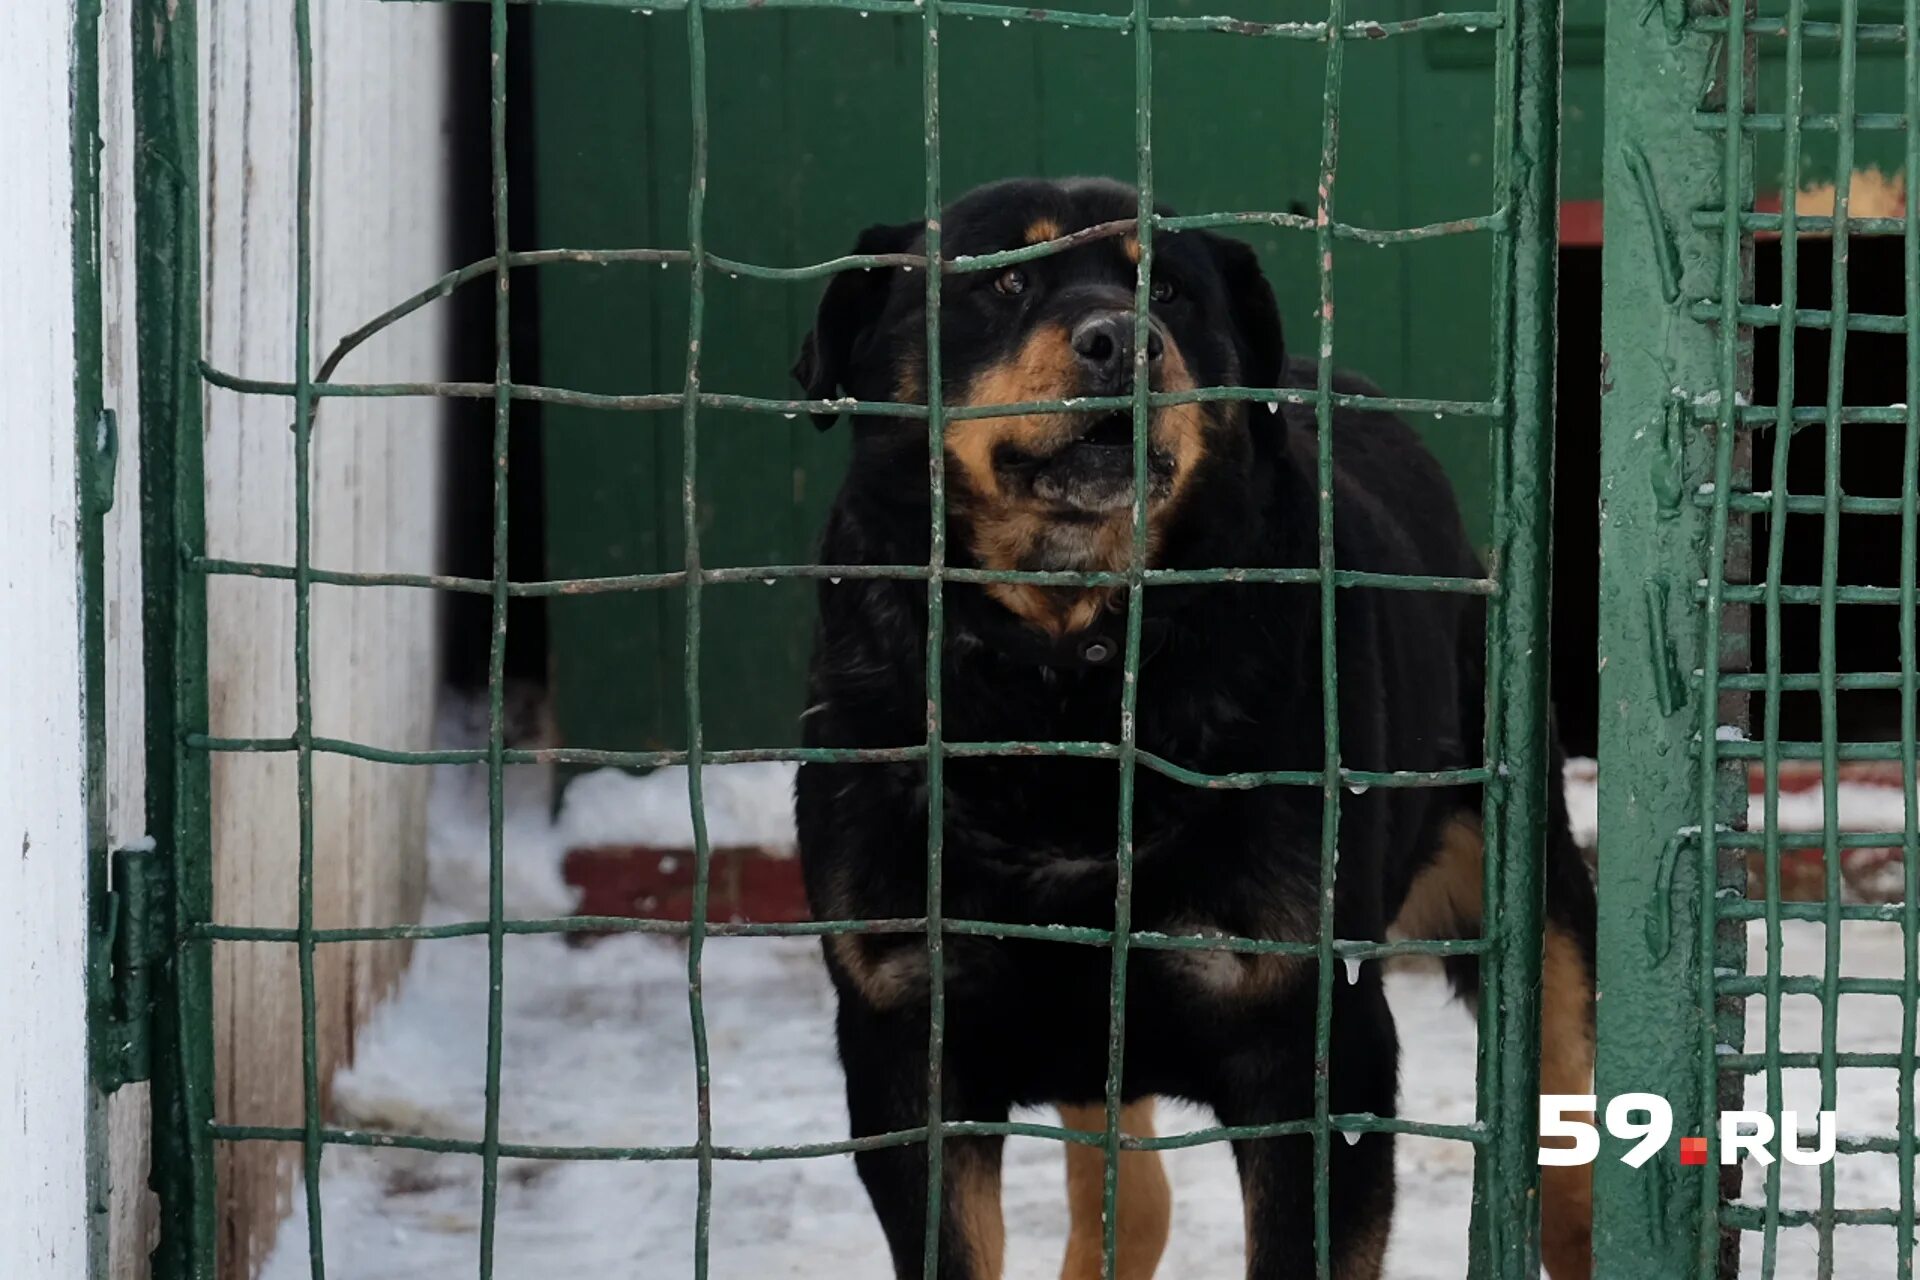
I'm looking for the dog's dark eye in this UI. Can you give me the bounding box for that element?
[993,268,1028,297]
[1150,277,1177,303]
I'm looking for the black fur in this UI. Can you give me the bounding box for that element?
[792,177,1595,1279]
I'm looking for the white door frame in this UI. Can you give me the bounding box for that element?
[1,4,94,1277]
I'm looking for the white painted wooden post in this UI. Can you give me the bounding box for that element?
[0,5,92,1279]
[0,7,455,1274]
[195,3,452,1268]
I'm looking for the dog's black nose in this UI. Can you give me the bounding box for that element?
[1070,312,1162,388]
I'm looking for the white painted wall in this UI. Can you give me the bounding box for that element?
[193,3,452,1271]
[6,0,454,1265]
[0,5,90,1279]
[67,2,456,1275]
[97,3,158,1266]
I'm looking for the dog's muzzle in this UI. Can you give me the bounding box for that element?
[1018,410,1176,512]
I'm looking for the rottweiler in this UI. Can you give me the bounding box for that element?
[790,177,1596,1280]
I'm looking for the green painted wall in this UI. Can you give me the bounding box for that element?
[533,0,1604,752]
[1752,2,1913,186]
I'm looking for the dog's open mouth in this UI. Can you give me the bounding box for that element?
[1076,411,1138,450]
[997,411,1177,512]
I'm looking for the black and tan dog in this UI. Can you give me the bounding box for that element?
[791,177,1597,1280]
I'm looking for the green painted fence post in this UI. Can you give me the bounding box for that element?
[132,0,220,1275]
[1476,0,1560,1270]
[1595,4,1752,1276]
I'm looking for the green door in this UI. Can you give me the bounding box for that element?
[533,0,1592,753]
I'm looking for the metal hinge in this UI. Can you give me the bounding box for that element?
[84,408,118,520]
[92,842,172,1094]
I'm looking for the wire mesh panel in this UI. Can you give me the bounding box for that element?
[1599,0,1919,1276]
[131,0,1563,1276]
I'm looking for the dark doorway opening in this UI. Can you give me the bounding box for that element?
[441,7,548,697]
[1553,244,1603,760]
[1751,233,1913,745]
[1552,232,1917,761]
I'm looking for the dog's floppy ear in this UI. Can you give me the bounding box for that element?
[793,221,919,429]
[1202,232,1285,393]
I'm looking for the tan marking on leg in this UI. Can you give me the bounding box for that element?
[1237,1142,1382,1278]
[1336,1216,1389,1280]
[1389,815,1484,942]
[1237,1144,1264,1274]
[1393,816,1592,1278]
[1408,850,1593,1277]
[828,934,927,1010]
[1161,917,1308,1000]
[1025,218,1063,245]
[1538,925,1594,1280]
[950,1138,1008,1279]
[1059,1100,1171,1280]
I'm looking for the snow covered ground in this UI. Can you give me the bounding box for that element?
[259,721,1920,1278]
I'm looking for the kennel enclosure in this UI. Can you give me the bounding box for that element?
[59,0,1920,1278]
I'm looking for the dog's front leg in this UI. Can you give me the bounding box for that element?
[1211,977,1399,1280]
[837,995,1010,1280]
[1220,1127,1392,1280]
[1058,1098,1172,1280]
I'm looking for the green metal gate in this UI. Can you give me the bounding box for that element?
[1598,0,1920,1276]
[97,0,1920,1276]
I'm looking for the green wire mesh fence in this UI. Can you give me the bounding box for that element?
[1598,0,1920,1276]
[1715,0,1918,1273]
[130,0,1563,1276]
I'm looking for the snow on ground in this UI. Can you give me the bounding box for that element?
[1563,756,1913,870]
[260,729,1918,1278]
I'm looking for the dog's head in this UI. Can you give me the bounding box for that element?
[795,178,1284,628]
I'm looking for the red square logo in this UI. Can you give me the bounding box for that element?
[1680,1137,1709,1166]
